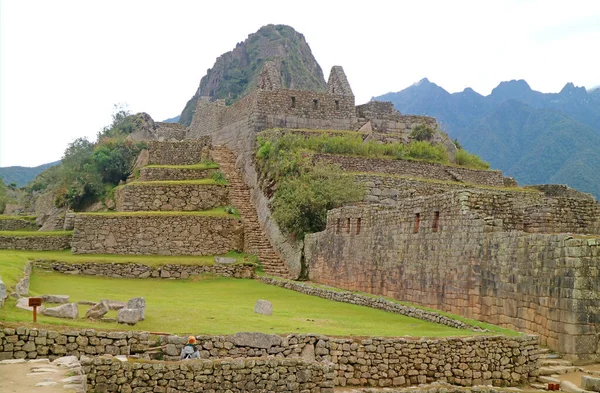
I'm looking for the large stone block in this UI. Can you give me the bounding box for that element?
[117,308,142,325]
[41,303,79,319]
[127,297,146,320]
[231,332,282,349]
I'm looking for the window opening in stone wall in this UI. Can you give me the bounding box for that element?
[346,218,351,233]
[335,100,340,110]
[414,213,420,233]
[313,99,319,109]
[336,219,341,234]
[432,211,440,232]
[291,96,296,108]
[356,218,361,234]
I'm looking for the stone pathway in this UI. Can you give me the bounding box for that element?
[211,145,291,278]
[535,347,600,392]
[0,356,85,393]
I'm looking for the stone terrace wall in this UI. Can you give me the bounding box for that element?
[0,218,38,231]
[154,122,186,140]
[71,214,243,255]
[0,327,149,360]
[37,260,255,279]
[146,138,211,165]
[139,166,218,181]
[314,154,507,187]
[0,326,540,388]
[0,234,71,251]
[114,184,229,212]
[305,194,600,362]
[461,191,600,234]
[357,101,403,120]
[83,356,334,393]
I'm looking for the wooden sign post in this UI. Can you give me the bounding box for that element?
[28,297,42,323]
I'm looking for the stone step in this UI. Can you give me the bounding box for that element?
[541,359,575,367]
[538,366,582,376]
[538,375,562,384]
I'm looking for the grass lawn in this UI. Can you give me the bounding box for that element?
[0,230,73,237]
[0,271,487,338]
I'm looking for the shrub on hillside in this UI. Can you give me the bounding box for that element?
[454,149,490,170]
[410,124,435,141]
[272,162,364,238]
[406,141,449,163]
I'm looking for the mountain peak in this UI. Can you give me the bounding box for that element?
[559,82,587,97]
[492,79,532,95]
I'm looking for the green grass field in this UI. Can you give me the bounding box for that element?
[0,270,495,337]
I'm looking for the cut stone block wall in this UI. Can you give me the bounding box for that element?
[146,138,211,165]
[139,166,218,181]
[71,214,243,255]
[314,154,508,187]
[305,192,600,363]
[36,260,256,279]
[82,356,334,393]
[114,183,229,212]
[0,218,38,231]
[0,234,71,251]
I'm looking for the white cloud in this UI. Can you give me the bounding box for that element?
[1,0,599,166]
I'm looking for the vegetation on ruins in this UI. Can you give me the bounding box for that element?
[454,149,491,169]
[25,106,148,210]
[409,124,435,141]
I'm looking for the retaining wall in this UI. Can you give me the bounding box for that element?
[139,167,219,181]
[0,234,71,251]
[146,139,211,165]
[82,356,334,393]
[0,218,38,231]
[71,214,243,255]
[0,327,540,388]
[114,183,229,212]
[36,260,255,279]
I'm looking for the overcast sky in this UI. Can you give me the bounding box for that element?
[1,0,599,167]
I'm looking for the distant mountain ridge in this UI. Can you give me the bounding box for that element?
[0,160,61,188]
[374,79,600,199]
[179,24,327,126]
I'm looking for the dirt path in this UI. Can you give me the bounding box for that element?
[557,364,600,389]
[0,359,80,393]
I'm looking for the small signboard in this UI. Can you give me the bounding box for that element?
[28,297,43,322]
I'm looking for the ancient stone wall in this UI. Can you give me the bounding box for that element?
[83,356,334,393]
[0,327,149,360]
[356,101,403,120]
[36,260,255,279]
[305,192,600,362]
[314,154,508,187]
[146,139,211,165]
[114,184,229,212]
[139,166,218,181]
[154,122,186,140]
[0,326,540,388]
[260,278,482,331]
[71,214,243,255]
[0,234,71,251]
[0,217,38,231]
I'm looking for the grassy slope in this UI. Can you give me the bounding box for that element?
[0,231,72,237]
[2,272,487,337]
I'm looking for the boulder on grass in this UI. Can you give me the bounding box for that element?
[42,295,69,304]
[127,297,146,320]
[85,301,109,319]
[101,299,126,310]
[254,299,273,316]
[41,303,78,319]
[117,308,142,325]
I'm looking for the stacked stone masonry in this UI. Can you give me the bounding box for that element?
[314,154,509,187]
[83,356,335,393]
[71,214,243,255]
[146,139,211,165]
[37,260,256,279]
[114,183,229,212]
[260,277,483,331]
[0,234,71,251]
[305,191,600,363]
[0,327,540,388]
[139,166,219,181]
[0,217,38,231]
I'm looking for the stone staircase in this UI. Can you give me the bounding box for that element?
[210,146,291,278]
[534,348,586,391]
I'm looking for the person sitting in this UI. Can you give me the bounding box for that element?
[179,336,201,360]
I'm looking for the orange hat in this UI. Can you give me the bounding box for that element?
[188,336,197,344]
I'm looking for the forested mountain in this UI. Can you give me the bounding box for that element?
[375,79,600,199]
[0,161,60,188]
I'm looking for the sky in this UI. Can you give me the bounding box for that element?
[1,0,599,167]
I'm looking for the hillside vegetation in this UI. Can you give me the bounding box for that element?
[179,24,326,126]
[0,161,60,188]
[375,79,600,199]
